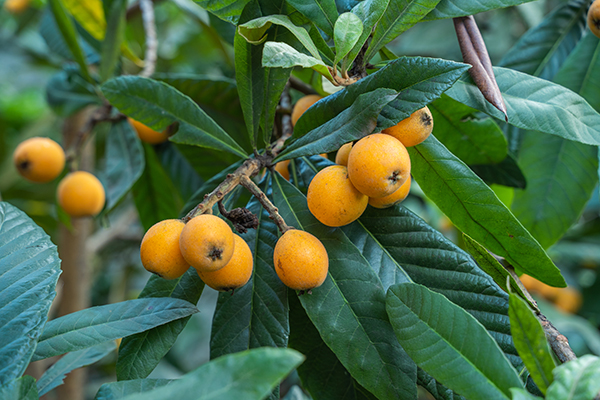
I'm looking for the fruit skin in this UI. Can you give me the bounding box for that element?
[273,229,328,291]
[589,0,600,39]
[57,171,106,217]
[140,219,189,280]
[347,133,411,198]
[274,160,291,181]
[307,165,368,227]
[13,137,65,183]
[291,94,323,126]
[197,234,253,291]
[335,143,353,166]
[179,214,235,272]
[128,117,169,144]
[368,175,411,209]
[4,0,30,14]
[383,106,433,147]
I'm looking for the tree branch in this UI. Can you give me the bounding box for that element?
[139,0,157,78]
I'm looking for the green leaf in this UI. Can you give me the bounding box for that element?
[0,376,38,400]
[498,0,588,80]
[210,179,289,359]
[262,41,334,81]
[271,175,418,400]
[408,135,566,287]
[333,12,363,66]
[422,0,536,21]
[96,380,173,400]
[470,155,527,189]
[430,94,508,165]
[116,268,205,380]
[99,0,126,82]
[0,203,61,385]
[156,143,204,202]
[193,0,253,24]
[103,120,145,211]
[32,297,198,361]
[445,67,600,146]
[346,0,389,65]
[462,234,531,303]
[132,144,182,231]
[38,341,116,396]
[276,88,398,161]
[287,0,339,38]
[118,348,304,400]
[46,67,101,117]
[47,0,93,82]
[510,388,543,400]
[365,0,442,63]
[546,355,600,400]
[386,283,523,400]
[101,76,247,158]
[508,293,555,394]
[293,57,469,138]
[63,0,105,41]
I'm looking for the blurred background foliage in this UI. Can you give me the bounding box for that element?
[2,0,600,398]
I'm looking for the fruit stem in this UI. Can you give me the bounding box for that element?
[239,175,292,234]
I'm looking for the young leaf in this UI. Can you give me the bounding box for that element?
[445,67,600,146]
[345,0,389,65]
[0,376,38,400]
[117,348,304,400]
[365,0,442,63]
[0,203,61,385]
[386,283,523,400]
[262,41,334,81]
[287,0,339,38]
[103,120,145,212]
[37,341,116,396]
[408,135,566,288]
[508,294,555,394]
[422,0,537,21]
[99,0,126,82]
[546,355,600,400]
[271,175,418,400]
[101,76,248,158]
[96,379,173,400]
[32,298,198,361]
[116,269,205,380]
[333,12,363,66]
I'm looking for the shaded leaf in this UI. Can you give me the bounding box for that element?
[96,379,173,400]
[99,0,126,82]
[0,376,38,400]
[423,0,536,21]
[470,155,527,189]
[46,67,101,117]
[155,142,204,203]
[287,0,339,37]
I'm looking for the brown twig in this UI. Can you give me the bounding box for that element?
[453,16,507,121]
[239,175,291,233]
[139,0,157,78]
[289,76,318,95]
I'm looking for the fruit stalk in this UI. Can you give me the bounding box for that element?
[239,175,291,233]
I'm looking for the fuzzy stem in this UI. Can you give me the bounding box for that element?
[239,175,291,233]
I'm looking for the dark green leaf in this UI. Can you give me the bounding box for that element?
[271,175,417,400]
[119,348,304,400]
[32,298,198,361]
[276,88,398,161]
[156,142,204,203]
[445,67,600,146]
[430,94,507,165]
[194,0,253,24]
[39,9,99,63]
[99,0,126,82]
[116,268,205,380]
[386,283,523,400]
[0,203,61,385]
[365,0,442,63]
[409,135,565,287]
[103,120,145,211]
[96,380,173,400]
[101,76,247,158]
[287,0,339,38]
[546,355,600,400]
[333,12,363,66]
[293,57,469,138]
[470,155,527,189]
[38,341,116,396]
[345,0,388,65]
[417,369,465,400]
[45,67,101,117]
[0,376,38,400]
[132,144,182,231]
[423,0,536,21]
[508,294,555,394]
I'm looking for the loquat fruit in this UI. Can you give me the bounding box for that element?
[273,229,328,291]
[13,137,65,183]
[589,0,600,39]
[383,106,433,147]
[128,117,169,144]
[368,175,411,209]
[347,133,411,198]
[3,0,30,14]
[274,160,291,181]
[197,234,253,291]
[179,214,235,272]
[555,287,582,314]
[335,143,353,166]
[291,94,323,126]
[307,165,368,227]
[140,219,190,280]
[57,171,106,217]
